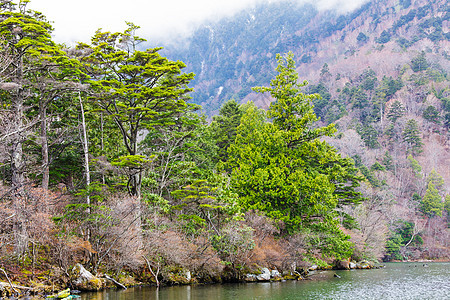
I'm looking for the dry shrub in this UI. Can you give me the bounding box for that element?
[421,217,450,260]
[91,194,143,273]
[282,233,311,271]
[143,215,223,281]
[245,211,279,244]
[0,185,55,260]
[249,235,286,270]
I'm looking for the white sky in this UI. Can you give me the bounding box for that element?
[27,0,368,45]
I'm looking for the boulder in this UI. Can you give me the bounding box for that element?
[185,270,191,281]
[356,260,373,269]
[256,268,271,281]
[349,261,357,269]
[244,274,258,282]
[270,269,281,279]
[71,263,105,291]
[336,260,350,270]
[308,265,318,271]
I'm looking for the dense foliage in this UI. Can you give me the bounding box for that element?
[0,0,448,292]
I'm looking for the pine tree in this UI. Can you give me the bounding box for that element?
[228,53,363,260]
[211,100,243,162]
[78,24,195,197]
[422,105,440,124]
[410,51,429,72]
[420,182,444,217]
[403,119,423,154]
[387,100,405,123]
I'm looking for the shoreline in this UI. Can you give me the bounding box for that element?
[1,259,449,299]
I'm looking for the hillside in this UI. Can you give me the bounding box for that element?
[164,0,450,261]
[164,0,448,112]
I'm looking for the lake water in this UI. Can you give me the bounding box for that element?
[80,262,450,300]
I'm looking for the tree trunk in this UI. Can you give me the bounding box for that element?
[79,93,90,212]
[40,101,49,190]
[11,56,25,191]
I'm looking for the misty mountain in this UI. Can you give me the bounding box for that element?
[162,0,448,115]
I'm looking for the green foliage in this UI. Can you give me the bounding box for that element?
[387,101,405,123]
[407,155,422,178]
[377,76,403,99]
[445,195,450,226]
[357,124,380,149]
[382,151,394,171]
[55,182,109,231]
[427,169,444,191]
[228,53,363,259]
[410,51,429,72]
[376,30,391,44]
[360,165,382,188]
[403,119,423,154]
[360,68,377,91]
[357,32,369,44]
[385,220,423,261]
[211,100,244,163]
[419,182,444,217]
[171,178,241,236]
[78,24,195,196]
[371,162,385,171]
[422,105,440,124]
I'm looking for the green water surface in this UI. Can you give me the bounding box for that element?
[80,262,450,300]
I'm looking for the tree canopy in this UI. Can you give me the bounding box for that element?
[228,52,363,260]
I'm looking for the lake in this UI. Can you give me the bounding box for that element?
[80,262,450,300]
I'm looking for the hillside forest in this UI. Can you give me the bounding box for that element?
[0,0,449,292]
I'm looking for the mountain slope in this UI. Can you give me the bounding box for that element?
[164,0,448,115]
[162,0,450,261]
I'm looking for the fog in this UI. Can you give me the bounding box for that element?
[27,0,369,45]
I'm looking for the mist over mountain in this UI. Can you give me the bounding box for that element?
[162,0,448,115]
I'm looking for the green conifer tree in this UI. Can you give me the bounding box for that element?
[228,52,363,260]
[403,119,423,154]
[420,182,444,217]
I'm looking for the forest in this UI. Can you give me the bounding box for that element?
[0,0,449,295]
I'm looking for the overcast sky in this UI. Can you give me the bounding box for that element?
[28,0,368,45]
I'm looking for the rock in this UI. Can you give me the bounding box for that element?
[256,268,271,281]
[271,269,281,279]
[349,261,357,269]
[356,260,373,269]
[336,260,350,270]
[244,274,257,282]
[71,263,105,291]
[270,269,282,281]
[185,270,191,281]
[308,265,318,271]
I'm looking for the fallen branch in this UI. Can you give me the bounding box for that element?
[0,268,18,294]
[103,275,127,290]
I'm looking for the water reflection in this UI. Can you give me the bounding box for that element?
[81,262,450,300]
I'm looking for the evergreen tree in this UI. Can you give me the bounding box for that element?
[410,51,429,72]
[0,0,56,189]
[427,169,444,191]
[419,182,444,217]
[403,119,423,154]
[387,100,405,123]
[228,53,363,260]
[211,99,243,162]
[422,105,440,124]
[78,24,195,197]
[382,151,394,171]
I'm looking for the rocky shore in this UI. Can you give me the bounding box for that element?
[0,260,384,299]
